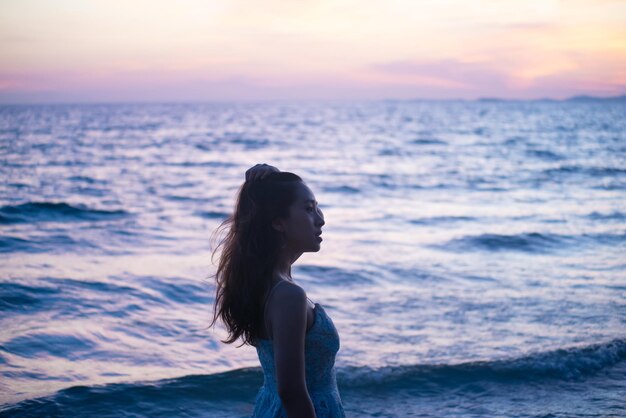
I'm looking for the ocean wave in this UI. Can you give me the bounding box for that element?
[0,234,97,254]
[322,185,361,194]
[525,149,564,161]
[296,265,374,286]
[340,338,626,388]
[0,202,128,224]
[442,231,626,253]
[0,282,62,313]
[0,368,262,417]
[447,232,565,252]
[67,175,107,184]
[0,228,180,255]
[542,165,626,178]
[0,277,209,317]
[229,136,271,149]
[585,211,626,221]
[409,215,476,225]
[1,333,97,360]
[411,138,447,145]
[193,210,230,219]
[2,339,623,416]
[146,161,236,167]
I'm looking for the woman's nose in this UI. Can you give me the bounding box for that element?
[315,207,325,224]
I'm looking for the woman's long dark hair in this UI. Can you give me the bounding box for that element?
[208,171,303,347]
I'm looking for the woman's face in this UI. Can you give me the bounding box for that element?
[274,182,325,253]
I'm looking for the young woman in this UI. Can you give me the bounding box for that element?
[209,163,345,417]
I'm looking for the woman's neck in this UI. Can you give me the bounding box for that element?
[273,249,302,281]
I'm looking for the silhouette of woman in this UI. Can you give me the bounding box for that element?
[209,163,345,417]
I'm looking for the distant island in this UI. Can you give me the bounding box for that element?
[476,93,626,102]
[563,94,626,102]
[393,93,626,104]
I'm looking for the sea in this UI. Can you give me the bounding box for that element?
[1,99,625,417]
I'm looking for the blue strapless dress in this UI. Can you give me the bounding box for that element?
[252,302,345,417]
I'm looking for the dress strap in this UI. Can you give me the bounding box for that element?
[262,281,315,338]
[262,280,289,338]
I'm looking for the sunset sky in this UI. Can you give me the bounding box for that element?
[1,0,625,103]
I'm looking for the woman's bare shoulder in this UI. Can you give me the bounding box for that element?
[268,281,307,312]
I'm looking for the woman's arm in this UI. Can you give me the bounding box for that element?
[267,282,316,417]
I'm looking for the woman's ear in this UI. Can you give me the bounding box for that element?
[272,218,285,233]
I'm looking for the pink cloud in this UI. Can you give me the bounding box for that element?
[368,56,626,99]
[1,55,624,102]
[369,59,512,97]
